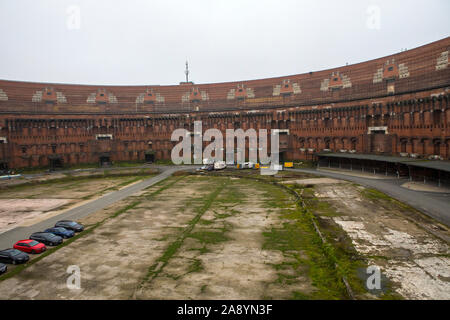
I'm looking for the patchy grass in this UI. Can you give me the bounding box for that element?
[359,186,443,231]
[205,170,361,299]
[292,161,317,169]
[141,180,226,284]
[114,176,143,188]
[2,169,413,300]
[81,176,145,200]
[214,186,245,205]
[288,185,373,298]
[263,209,348,299]
[361,187,420,215]
[0,225,97,282]
[209,172,377,299]
[361,188,392,201]
[0,170,157,192]
[112,161,146,167]
[154,159,175,165]
[198,219,214,225]
[303,193,340,217]
[187,259,204,274]
[296,184,407,300]
[144,175,185,199]
[110,200,142,219]
[15,161,154,174]
[188,230,229,244]
[0,174,182,282]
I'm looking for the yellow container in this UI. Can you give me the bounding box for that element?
[255,163,260,169]
[236,164,240,169]
[284,162,293,168]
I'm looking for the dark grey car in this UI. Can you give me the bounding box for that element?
[0,249,29,265]
[30,232,63,246]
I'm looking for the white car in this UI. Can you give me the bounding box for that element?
[239,162,255,169]
[214,161,227,170]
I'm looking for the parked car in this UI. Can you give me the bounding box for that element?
[197,165,209,171]
[55,220,84,232]
[0,249,29,265]
[214,161,227,170]
[241,162,255,169]
[0,263,7,274]
[13,239,47,254]
[30,232,63,246]
[45,227,75,239]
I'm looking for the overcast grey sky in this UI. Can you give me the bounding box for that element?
[0,0,448,85]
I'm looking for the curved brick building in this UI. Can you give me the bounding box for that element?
[0,37,449,178]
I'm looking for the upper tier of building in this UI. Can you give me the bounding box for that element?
[0,37,449,114]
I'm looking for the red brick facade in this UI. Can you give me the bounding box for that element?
[0,38,449,168]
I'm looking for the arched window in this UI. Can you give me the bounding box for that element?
[434,140,441,155]
[400,139,407,153]
[351,138,357,151]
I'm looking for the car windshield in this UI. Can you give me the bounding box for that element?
[54,228,65,231]
[28,241,39,246]
[9,250,22,256]
[59,221,77,226]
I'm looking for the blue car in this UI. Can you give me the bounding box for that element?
[44,227,75,239]
[55,220,84,232]
[0,263,8,274]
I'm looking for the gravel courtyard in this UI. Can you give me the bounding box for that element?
[0,171,448,300]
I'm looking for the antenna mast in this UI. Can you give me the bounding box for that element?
[185,61,190,83]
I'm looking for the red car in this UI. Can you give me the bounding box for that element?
[13,239,46,254]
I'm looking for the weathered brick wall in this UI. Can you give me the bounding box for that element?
[0,88,448,169]
[0,38,449,168]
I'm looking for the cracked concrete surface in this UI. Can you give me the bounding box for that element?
[314,182,450,300]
